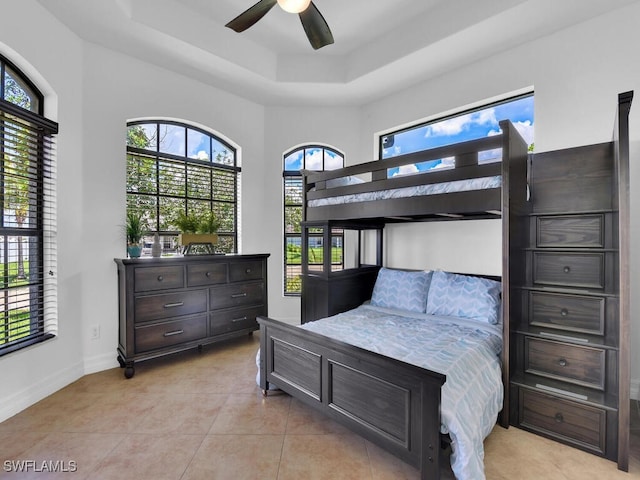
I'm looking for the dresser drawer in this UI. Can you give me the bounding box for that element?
[533,252,604,289]
[209,305,263,336]
[135,266,184,292]
[187,262,228,287]
[529,291,605,335]
[229,260,264,282]
[135,290,207,323]
[519,389,606,454]
[536,215,604,248]
[135,315,207,353]
[525,337,605,390]
[210,282,265,310]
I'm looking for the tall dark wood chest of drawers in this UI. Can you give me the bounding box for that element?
[114,254,269,378]
[510,143,623,461]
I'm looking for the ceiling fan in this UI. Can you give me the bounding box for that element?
[225,0,334,50]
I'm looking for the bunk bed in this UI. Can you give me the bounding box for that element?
[259,119,530,480]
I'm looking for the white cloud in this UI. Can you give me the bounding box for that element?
[392,164,419,176]
[513,120,534,146]
[324,152,344,170]
[425,108,498,137]
[488,120,534,147]
[305,150,323,170]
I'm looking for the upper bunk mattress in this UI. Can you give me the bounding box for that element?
[307,175,502,207]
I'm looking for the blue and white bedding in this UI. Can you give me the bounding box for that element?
[308,175,502,208]
[299,304,503,480]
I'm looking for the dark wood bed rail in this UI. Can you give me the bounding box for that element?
[303,120,526,223]
[259,315,446,480]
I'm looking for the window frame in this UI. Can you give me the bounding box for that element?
[379,92,534,163]
[126,120,240,255]
[283,145,344,296]
[0,54,58,356]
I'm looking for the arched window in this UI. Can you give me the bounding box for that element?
[283,145,344,295]
[126,121,240,254]
[0,54,58,355]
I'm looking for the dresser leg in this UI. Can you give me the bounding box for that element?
[124,362,135,379]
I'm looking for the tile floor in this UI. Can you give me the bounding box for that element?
[0,333,638,479]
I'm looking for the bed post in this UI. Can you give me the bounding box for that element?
[499,120,529,428]
[419,379,443,480]
[614,90,633,472]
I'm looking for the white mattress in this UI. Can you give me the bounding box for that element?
[308,175,502,208]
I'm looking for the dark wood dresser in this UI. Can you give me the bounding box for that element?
[114,254,269,377]
[510,143,622,460]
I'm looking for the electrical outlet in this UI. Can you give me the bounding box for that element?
[90,324,100,340]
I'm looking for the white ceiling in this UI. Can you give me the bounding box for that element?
[38,0,636,106]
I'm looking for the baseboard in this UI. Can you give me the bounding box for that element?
[83,352,119,375]
[0,360,84,423]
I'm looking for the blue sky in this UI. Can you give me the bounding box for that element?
[382,95,534,176]
[132,123,233,164]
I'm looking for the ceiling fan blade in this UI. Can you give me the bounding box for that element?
[299,2,334,50]
[225,0,277,32]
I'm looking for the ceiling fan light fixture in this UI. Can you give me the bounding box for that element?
[277,0,311,14]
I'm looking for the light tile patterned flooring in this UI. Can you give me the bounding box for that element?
[0,333,638,479]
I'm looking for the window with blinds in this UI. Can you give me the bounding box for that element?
[1,55,58,356]
[126,121,239,254]
[283,145,344,295]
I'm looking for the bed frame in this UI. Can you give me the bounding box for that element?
[259,120,530,479]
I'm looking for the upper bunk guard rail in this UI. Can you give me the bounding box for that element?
[304,134,504,200]
[302,120,527,222]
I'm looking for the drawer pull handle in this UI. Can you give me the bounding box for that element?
[554,412,564,423]
[157,275,164,282]
[206,272,211,277]
[232,316,248,323]
[163,329,184,337]
[231,293,247,299]
[163,302,184,308]
[560,308,569,317]
[563,266,571,273]
[558,358,567,367]
[245,268,252,274]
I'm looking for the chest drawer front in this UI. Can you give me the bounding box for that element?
[525,337,605,390]
[229,260,264,282]
[135,315,207,353]
[135,266,184,292]
[519,389,606,454]
[210,282,265,310]
[533,252,604,289]
[209,305,264,336]
[187,262,228,287]
[536,215,604,248]
[529,291,605,335]
[135,290,207,323]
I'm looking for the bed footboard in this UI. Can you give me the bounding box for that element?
[258,316,446,480]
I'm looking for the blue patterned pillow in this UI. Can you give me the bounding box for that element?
[426,271,501,324]
[370,268,432,313]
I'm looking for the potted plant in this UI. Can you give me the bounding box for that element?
[175,211,220,254]
[125,211,147,258]
[176,211,220,254]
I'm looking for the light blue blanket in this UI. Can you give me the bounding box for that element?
[298,304,503,480]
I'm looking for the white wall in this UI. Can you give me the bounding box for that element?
[0,1,86,421]
[0,1,267,421]
[262,106,361,323]
[79,43,267,373]
[1,0,639,422]
[357,2,640,398]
